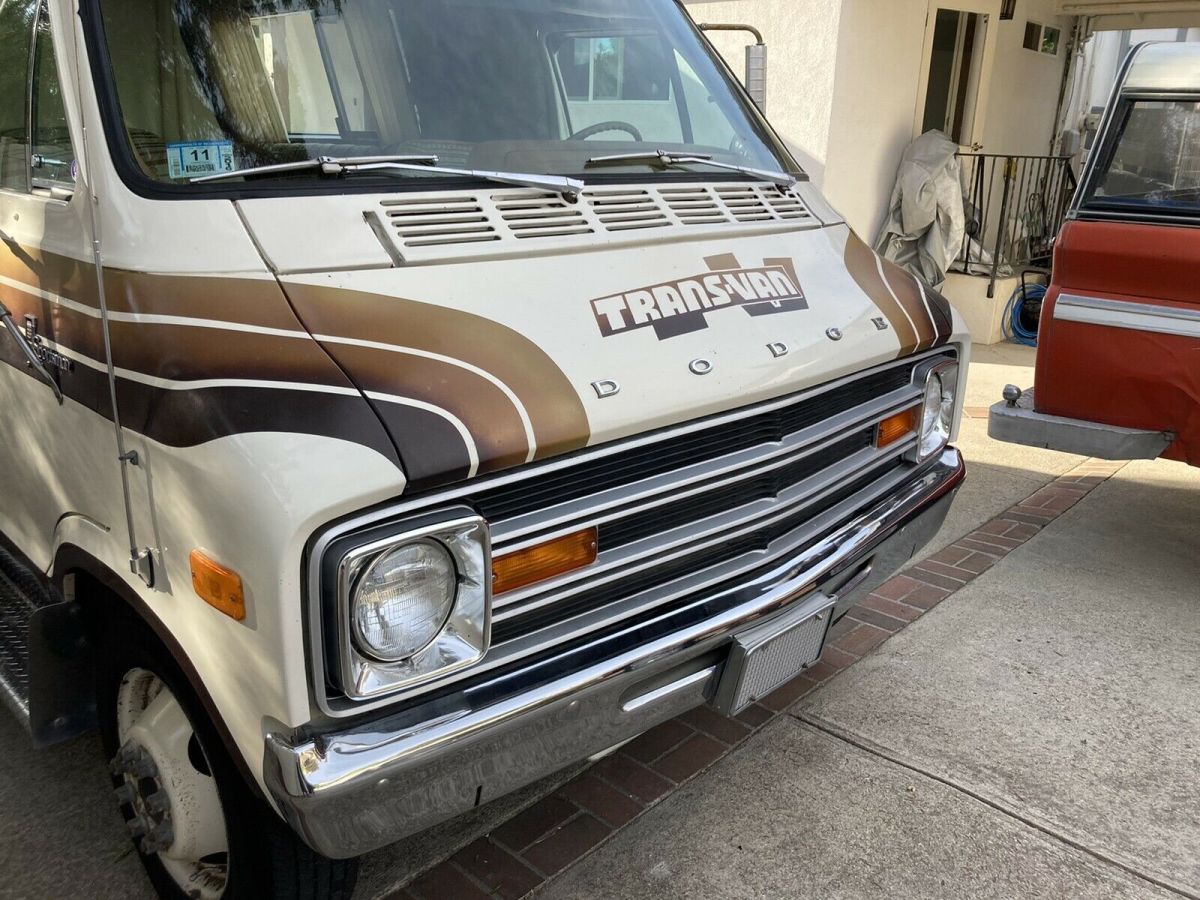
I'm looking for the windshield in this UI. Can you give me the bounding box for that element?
[1084,98,1200,215]
[90,0,795,191]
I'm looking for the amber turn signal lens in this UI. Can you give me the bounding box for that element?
[492,527,598,595]
[876,407,920,449]
[190,549,246,621]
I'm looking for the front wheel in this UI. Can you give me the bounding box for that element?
[96,625,358,900]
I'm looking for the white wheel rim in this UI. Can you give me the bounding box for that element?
[116,668,229,900]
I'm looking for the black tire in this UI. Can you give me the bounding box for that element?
[95,618,358,900]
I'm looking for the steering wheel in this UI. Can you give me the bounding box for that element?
[568,121,644,142]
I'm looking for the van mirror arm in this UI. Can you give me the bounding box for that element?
[0,301,63,405]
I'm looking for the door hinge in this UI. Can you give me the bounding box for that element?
[130,548,154,587]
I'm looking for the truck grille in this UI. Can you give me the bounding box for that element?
[316,348,954,712]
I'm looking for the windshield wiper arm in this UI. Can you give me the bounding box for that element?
[334,160,585,200]
[192,154,585,199]
[190,155,440,184]
[584,150,797,188]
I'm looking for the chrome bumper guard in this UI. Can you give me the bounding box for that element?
[264,449,964,859]
[989,388,1173,460]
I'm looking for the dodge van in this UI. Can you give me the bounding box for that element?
[0,1,967,897]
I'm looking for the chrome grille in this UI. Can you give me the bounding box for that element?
[313,348,955,715]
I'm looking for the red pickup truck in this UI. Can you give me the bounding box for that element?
[990,42,1200,466]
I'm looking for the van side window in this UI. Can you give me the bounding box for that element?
[0,0,75,195]
[30,3,75,190]
[0,0,36,191]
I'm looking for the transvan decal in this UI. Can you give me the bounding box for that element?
[590,254,808,340]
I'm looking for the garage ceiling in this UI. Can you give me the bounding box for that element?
[1056,0,1200,29]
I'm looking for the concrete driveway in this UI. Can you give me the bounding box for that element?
[540,346,1200,900]
[2,344,1197,899]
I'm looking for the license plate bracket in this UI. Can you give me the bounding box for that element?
[713,592,835,716]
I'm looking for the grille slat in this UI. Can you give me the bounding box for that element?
[473,364,913,522]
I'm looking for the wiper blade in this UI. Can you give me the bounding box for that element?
[334,160,585,199]
[192,154,585,199]
[584,150,796,188]
[189,155,439,184]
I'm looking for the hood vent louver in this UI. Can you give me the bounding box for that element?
[371,182,816,262]
[660,186,730,225]
[586,189,671,231]
[495,192,593,239]
[379,196,499,247]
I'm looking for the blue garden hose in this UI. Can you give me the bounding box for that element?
[1003,282,1045,347]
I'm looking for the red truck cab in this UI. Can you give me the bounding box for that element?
[990,42,1200,465]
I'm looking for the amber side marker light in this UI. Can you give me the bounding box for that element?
[190,549,246,621]
[876,407,920,449]
[492,527,598,595]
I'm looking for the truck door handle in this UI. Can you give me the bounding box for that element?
[0,302,64,405]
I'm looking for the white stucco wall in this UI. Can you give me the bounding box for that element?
[980,0,1075,157]
[821,0,928,239]
[682,0,843,184]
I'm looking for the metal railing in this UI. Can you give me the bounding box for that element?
[954,153,1077,297]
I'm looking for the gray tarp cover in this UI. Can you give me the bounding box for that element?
[875,130,965,289]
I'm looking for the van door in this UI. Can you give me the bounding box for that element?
[0,0,113,568]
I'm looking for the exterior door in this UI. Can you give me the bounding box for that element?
[0,0,112,569]
[915,2,998,151]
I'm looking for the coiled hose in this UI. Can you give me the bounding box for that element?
[1003,282,1046,347]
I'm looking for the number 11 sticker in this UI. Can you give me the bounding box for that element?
[166,141,236,180]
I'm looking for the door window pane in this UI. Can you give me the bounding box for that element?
[31,4,76,191]
[0,0,36,191]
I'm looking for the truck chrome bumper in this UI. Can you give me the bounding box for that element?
[989,389,1173,460]
[263,449,964,859]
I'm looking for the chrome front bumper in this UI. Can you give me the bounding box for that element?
[263,449,964,859]
[989,388,1173,460]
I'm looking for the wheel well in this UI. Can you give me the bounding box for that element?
[38,549,259,796]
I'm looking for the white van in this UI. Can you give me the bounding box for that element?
[0,1,968,897]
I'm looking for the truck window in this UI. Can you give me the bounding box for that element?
[30,3,77,192]
[90,0,794,191]
[0,0,75,195]
[1086,99,1200,214]
[0,0,35,192]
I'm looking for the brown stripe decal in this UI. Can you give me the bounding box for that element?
[843,231,920,355]
[877,257,935,350]
[0,338,399,462]
[322,343,531,473]
[0,242,299,329]
[283,282,591,472]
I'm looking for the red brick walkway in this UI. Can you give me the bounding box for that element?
[393,458,1127,900]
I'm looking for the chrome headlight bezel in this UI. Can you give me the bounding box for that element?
[910,359,960,462]
[330,513,491,701]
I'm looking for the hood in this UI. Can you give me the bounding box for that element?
[239,187,955,489]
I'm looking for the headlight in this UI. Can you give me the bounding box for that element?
[913,361,959,461]
[351,540,457,661]
[327,512,491,701]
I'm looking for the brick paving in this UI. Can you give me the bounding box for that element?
[390,458,1127,900]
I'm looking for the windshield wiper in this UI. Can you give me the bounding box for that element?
[191,154,585,199]
[333,159,585,199]
[190,155,439,183]
[584,150,797,188]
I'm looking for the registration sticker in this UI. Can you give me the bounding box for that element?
[166,141,236,180]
